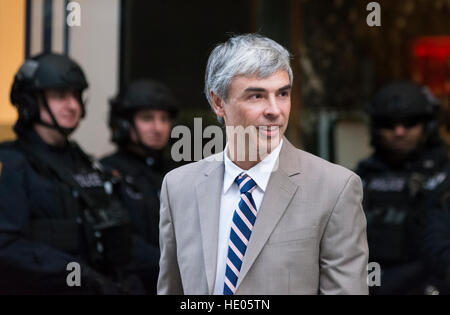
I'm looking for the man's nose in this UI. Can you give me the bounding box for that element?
[66,94,80,110]
[264,95,281,117]
[153,118,166,132]
[393,125,407,136]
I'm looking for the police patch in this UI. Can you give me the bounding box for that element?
[73,172,103,188]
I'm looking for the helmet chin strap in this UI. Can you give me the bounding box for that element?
[35,91,79,138]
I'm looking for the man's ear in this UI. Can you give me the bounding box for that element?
[210,91,226,118]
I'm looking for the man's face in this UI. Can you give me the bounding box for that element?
[378,122,425,155]
[39,89,82,129]
[212,70,291,158]
[131,109,171,150]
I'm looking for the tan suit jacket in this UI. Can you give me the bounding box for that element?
[157,138,368,294]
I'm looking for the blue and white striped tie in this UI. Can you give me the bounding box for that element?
[223,173,258,295]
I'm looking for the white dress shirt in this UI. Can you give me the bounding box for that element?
[212,139,284,294]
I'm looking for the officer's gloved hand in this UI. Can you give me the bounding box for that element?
[81,266,121,295]
[118,274,146,295]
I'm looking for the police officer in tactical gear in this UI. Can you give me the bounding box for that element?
[100,79,178,294]
[356,80,450,294]
[0,53,142,294]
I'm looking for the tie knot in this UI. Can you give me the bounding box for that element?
[235,173,257,194]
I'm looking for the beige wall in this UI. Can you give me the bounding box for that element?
[15,0,120,157]
[334,119,372,171]
[70,0,119,158]
[0,0,25,141]
[30,0,43,55]
[1,0,120,152]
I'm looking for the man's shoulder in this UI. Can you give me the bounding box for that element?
[0,140,28,170]
[164,152,223,183]
[354,154,385,177]
[99,151,118,163]
[99,151,123,169]
[0,140,19,153]
[285,146,361,195]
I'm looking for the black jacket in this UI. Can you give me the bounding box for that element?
[0,130,141,294]
[356,142,450,294]
[100,148,174,294]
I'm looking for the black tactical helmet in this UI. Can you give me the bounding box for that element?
[10,53,88,134]
[368,80,440,147]
[109,79,178,146]
[369,81,438,122]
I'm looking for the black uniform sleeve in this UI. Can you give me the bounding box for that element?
[0,154,81,293]
[126,235,160,294]
[422,207,450,291]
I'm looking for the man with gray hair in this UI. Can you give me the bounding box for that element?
[158,34,368,295]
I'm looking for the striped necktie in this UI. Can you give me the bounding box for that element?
[223,173,258,295]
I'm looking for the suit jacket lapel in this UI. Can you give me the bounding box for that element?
[236,138,301,290]
[196,154,224,294]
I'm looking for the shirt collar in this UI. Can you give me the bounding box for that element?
[223,139,284,193]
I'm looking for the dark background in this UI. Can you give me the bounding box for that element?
[119,0,450,158]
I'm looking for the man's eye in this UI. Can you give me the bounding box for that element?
[279,91,290,97]
[249,94,262,99]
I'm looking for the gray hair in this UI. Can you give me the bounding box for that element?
[204,33,293,123]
